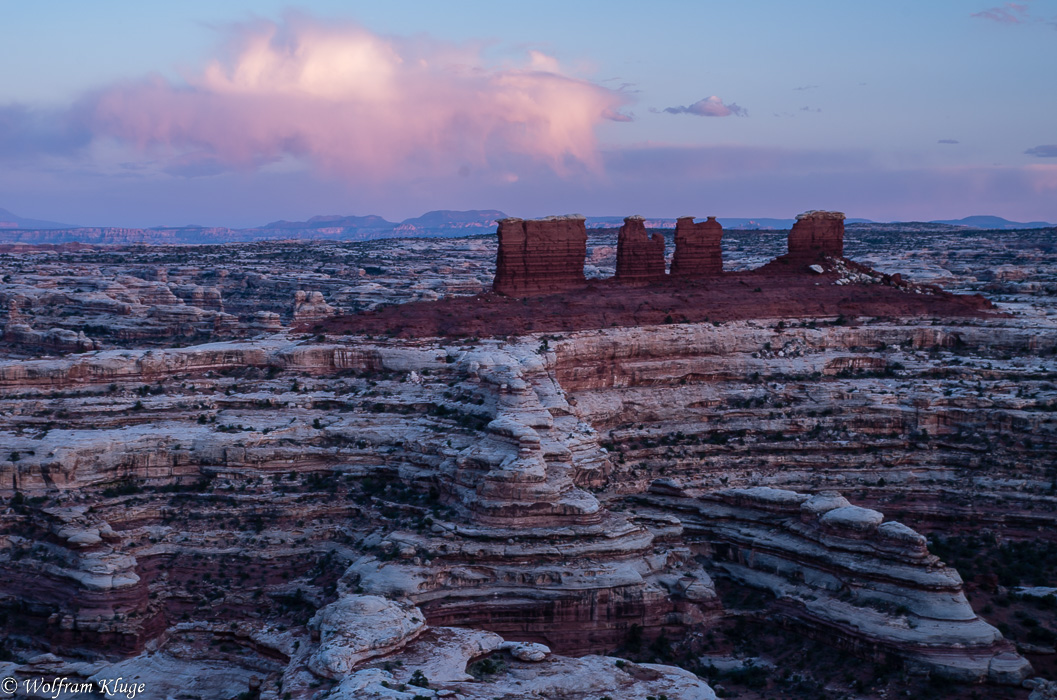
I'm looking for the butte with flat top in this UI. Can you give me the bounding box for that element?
[323,209,995,338]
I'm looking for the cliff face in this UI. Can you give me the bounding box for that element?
[492,216,588,296]
[788,210,845,258]
[0,316,1048,689]
[670,216,723,277]
[615,216,666,283]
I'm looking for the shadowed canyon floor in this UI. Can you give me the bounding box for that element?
[0,225,1056,699]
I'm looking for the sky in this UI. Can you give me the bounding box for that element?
[1,1,1056,227]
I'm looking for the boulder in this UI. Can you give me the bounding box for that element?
[307,595,427,678]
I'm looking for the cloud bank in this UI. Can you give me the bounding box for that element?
[663,96,747,117]
[73,16,627,181]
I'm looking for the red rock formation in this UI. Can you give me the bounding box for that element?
[670,216,723,277]
[788,210,845,258]
[615,216,666,283]
[493,216,587,296]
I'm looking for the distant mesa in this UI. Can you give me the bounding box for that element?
[259,209,507,239]
[928,215,1055,230]
[0,207,75,230]
[396,209,507,232]
[0,209,509,245]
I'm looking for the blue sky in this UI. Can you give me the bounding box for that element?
[1,1,1055,226]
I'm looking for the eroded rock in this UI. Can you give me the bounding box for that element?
[308,595,427,678]
[788,210,845,258]
[615,216,666,283]
[671,216,723,277]
[493,216,588,296]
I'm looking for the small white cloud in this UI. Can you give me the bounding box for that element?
[663,95,747,117]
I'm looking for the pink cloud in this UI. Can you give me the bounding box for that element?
[972,3,1031,23]
[662,96,747,117]
[79,16,627,181]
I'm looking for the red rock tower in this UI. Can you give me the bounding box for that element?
[615,216,666,283]
[493,215,588,296]
[788,210,845,258]
[670,216,723,277]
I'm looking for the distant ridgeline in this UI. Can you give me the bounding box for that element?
[0,206,1051,245]
[0,210,509,245]
[493,210,845,296]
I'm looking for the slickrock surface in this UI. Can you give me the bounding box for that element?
[671,216,724,277]
[493,215,588,296]
[1,222,1056,698]
[0,237,494,357]
[615,215,667,283]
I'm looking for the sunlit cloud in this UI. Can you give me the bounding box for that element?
[662,96,747,117]
[73,16,627,181]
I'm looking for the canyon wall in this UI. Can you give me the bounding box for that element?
[643,483,1031,683]
[670,216,723,277]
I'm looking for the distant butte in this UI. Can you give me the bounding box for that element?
[323,210,996,337]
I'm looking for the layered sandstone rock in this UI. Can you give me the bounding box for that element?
[340,343,718,653]
[615,216,666,283]
[2,324,97,353]
[671,216,723,277]
[493,216,587,296]
[307,595,426,678]
[295,596,718,700]
[788,210,845,258]
[642,483,1032,683]
[292,290,336,326]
